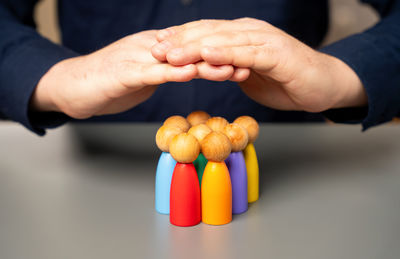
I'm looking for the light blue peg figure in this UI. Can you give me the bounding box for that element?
[155,125,184,214]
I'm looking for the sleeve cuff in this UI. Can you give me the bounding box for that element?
[0,36,77,135]
[322,106,368,125]
[319,21,400,130]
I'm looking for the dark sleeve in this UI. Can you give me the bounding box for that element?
[320,0,400,130]
[0,0,77,136]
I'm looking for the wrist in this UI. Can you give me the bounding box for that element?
[324,53,368,110]
[30,59,69,113]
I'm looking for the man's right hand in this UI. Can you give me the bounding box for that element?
[30,30,240,119]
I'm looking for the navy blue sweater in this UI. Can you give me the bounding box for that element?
[0,0,399,135]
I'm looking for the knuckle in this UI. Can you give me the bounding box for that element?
[237,17,255,22]
[199,19,214,25]
[237,17,264,24]
[200,36,212,46]
[199,19,217,30]
[270,34,289,52]
[248,45,258,56]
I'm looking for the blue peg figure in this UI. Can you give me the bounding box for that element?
[155,124,185,214]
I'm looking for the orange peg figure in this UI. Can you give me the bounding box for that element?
[201,132,232,225]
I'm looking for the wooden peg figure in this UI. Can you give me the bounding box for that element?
[163,115,190,132]
[201,132,232,225]
[188,124,212,185]
[187,111,211,126]
[224,123,249,214]
[233,116,260,203]
[169,133,201,227]
[155,125,184,214]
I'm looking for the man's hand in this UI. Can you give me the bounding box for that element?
[31,30,238,119]
[152,18,368,113]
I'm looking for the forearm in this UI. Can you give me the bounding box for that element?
[0,2,78,135]
[320,7,400,129]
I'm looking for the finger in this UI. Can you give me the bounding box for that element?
[156,24,196,42]
[97,85,158,115]
[151,40,172,62]
[229,67,251,82]
[165,44,202,66]
[201,45,276,71]
[239,75,299,111]
[196,62,235,81]
[154,21,215,60]
[156,19,218,42]
[165,31,267,66]
[156,27,177,42]
[157,18,267,42]
[154,19,266,61]
[122,63,197,87]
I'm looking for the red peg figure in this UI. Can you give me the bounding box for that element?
[234,116,260,203]
[169,133,201,227]
[187,111,211,126]
[201,132,232,225]
[188,123,212,185]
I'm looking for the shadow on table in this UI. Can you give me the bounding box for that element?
[68,124,398,198]
[257,125,397,197]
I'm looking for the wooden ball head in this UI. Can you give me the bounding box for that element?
[164,115,190,132]
[206,117,228,133]
[156,125,184,152]
[169,133,201,163]
[233,116,259,143]
[201,132,232,162]
[187,111,211,126]
[224,123,249,152]
[188,124,212,143]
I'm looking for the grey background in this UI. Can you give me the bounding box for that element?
[1,123,400,259]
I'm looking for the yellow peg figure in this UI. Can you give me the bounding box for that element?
[234,116,260,203]
[200,131,232,225]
